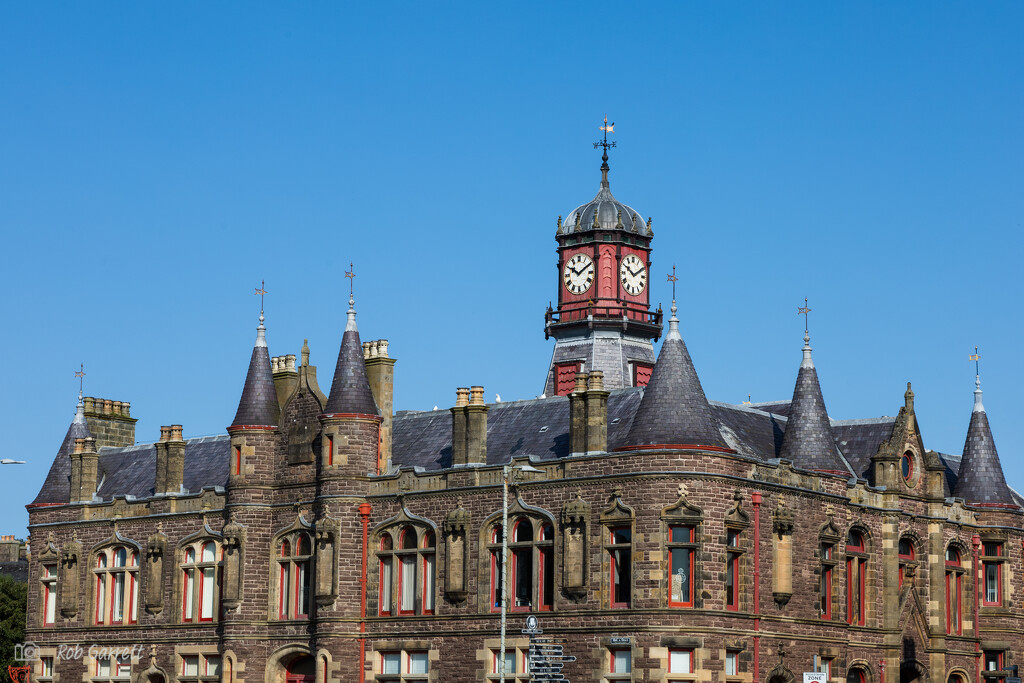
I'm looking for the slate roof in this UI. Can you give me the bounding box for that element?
[623,312,727,449]
[231,344,280,427]
[777,345,850,473]
[31,402,92,505]
[94,435,230,500]
[952,390,1015,505]
[560,159,650,236]
[324,309,378,416]
[832,418,897,481]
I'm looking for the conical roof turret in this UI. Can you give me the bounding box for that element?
[31,394,94,505]
[624,301,725,448]
[324,294,379,416]
[230,312,280,427]
[952,374,1015,505]
[777,329,847,473]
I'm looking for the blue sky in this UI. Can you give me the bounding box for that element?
[1,3,1022,534]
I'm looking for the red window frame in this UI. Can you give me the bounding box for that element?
[725,529,740,611]
[608,526,632,609]
[539,523,554,611]
[93,547,138,626]
[510,519,533,612]
[667,648,694,675]
[820,542,834,620]
[945,547,962,635]
[983,651,1004,671]
[278,539,290,619]
[898,538,914,588]
[668,524,695,608]
[327,435,334,466]
[378,535,393,616]
[846,531,866,626]
[982,542,1003,606]
[233,445,242,475]
[489,526,503,613]
[41,563,57,626]
[608,648,631,676]
[397,527,416,616]
[420,531,435,615]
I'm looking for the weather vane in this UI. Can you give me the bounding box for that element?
[798,297,811,335]
[345,262,356,299]
[970,346,981,376]
[254,280,267,317]
[75,363,86,397]
[667,265,678,300]
[593,115,617,155]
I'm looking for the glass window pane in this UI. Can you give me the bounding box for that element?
[182,656,199,676]
[423,554,435,612]
[205,657,221,676]
[201,568,215,619]
[669,649,692,673]
[380,558,393,614]
[612,649,631,673]
[671,548,691,603]
[382,653,400,675]
[400,556,416,612]
[408,652,428,674]
[612,527,631,544]
[725,651,737,676]
[97,659,111,677]
[202,544,216,563]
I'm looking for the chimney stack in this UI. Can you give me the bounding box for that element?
[82,396,137,448]
[451,386,487,465]
[155,425,186,496]
[77,437,100,502]
[272,354,299,410]
[364,339,397,473]
[568,372,609,455]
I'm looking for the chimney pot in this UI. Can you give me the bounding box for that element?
[286,354,296,371]
[574,372,588,394]
[378,339,389,358]
[587,371,604,392]
[82,437,97,453]
[84,397,95,412]
[272,357,280,372]
[170,425,184,442]
[122,402,131,417]
[362,341,372,359]
[112,400,123,416]
[469,386,485,406]
[159,426,172,443]
[73,438,86,454]
[455,387,470,408]
[103,399,113,415]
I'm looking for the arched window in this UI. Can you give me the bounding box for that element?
[898,538,915,588]
[849,668,868,683]
[93,545,139,625]
[946,546,964,634]
[377,525,436,616]
[487,517,555,613]
[277,531,312,620]
[846,529,867,626]
[182,540,222,623]
[819,532,838,620]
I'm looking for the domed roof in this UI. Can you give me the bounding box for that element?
[560,156,651,236]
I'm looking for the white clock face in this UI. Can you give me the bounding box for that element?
[563,253,595,295]
[619,254,647,295]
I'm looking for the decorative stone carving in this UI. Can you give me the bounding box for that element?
[772,497,794,606]
[144,525,167,615]
[314,515,340,605]
[443,502,470,603]
[561,491,590,600]
[59,535,82,619]
[221,520,245,610]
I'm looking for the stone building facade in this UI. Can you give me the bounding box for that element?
[25,153,1024,683]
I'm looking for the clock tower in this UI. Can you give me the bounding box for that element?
[543,123,663,395]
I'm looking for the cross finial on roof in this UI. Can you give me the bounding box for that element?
[667,265,678,301]
[798,297,811,343]
[970,346,984,411]
[255,280,267,324]
[970,346,981,377]
[742,393,752,405]
[74,363,86,401]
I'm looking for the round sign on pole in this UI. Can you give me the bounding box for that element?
[526,615,538,631]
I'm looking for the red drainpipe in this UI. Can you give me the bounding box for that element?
[359,503,372,683]
[751,491,762,679]
[880,659,885,683]
[972,533,982,683]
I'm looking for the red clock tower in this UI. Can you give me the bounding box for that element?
[543,123,663,396]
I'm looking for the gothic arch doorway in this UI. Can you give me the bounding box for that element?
[285,655,315,683]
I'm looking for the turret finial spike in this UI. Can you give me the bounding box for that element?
[344,263,358,331]
[797,298,814,368]
[253,280,268,347]
[74,363,86,403]
[970,346,984,412]
[593,116,616,190]
[666,265,680,339]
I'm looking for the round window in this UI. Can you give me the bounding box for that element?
[900,452,914,484]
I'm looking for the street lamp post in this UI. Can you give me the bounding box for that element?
[499,462,542,683]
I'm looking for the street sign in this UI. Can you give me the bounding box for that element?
[610,637,631,645]
[522,617,574,683]
[804,673,828,683]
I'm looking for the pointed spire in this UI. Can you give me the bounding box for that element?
[31,392,95,505]
[953,353,1015,506]
[778,303,847,473]
[624,280,726,449]
[324,268,379,416]
[230,299,280,428]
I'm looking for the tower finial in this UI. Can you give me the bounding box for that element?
[344,262,357,331]
[74,363,86,403]
[797,298,813,368]
[666,265,679,338]
[593,116,616,189]
[253,280,268,347]
[970,346,984,412]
